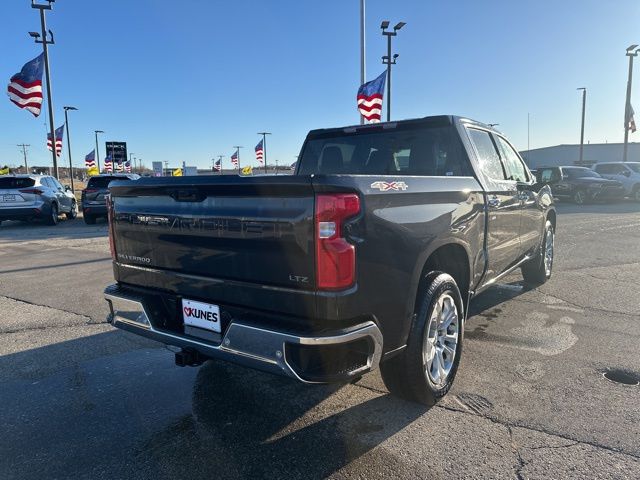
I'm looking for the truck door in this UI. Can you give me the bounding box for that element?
[466,128,521,282]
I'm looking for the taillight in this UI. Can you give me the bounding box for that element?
[315,193,360,290]
[106,195,116,260]
[19,188,43,195]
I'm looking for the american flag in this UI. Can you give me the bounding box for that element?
[85,150,96,169]
[255,140,264,165]
[104,155,113,173]
[47,124,65,158]
[290,162,297,171]
[231,151,239,169]
[628,103,637,133]
[124,160,132,173]
[115,160,124,173]
[214,159,221,171]
[357,71,386,123]
[7,53,44,117]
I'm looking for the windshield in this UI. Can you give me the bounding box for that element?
[86,176,132,189]
[562,167,602,179]
[0,177,35,189]
[298,124,473,176]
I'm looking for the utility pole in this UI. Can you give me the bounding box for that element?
[257,132,271,174]
[360,0,366,125]
[17,144,30,172]
[623,44,639,162]
[63,106,77,192]
[381,21,405,122]
[577,88,586,165]
[233,146,243,170]
[30,0,58,178]
[94,130,104,172]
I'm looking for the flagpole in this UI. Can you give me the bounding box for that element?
[31,1,58,179]
[360,0,366,125]
[233,146,242,171]
[258,132,271,174]
[623,45,639,162]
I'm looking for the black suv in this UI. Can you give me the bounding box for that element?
[81,174,139,224]
[535,166,624,204]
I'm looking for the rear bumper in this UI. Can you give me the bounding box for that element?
[0,203,48,219]
[82,203,107,215]
[104,284,383,383]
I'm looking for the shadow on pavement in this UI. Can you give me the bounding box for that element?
[0,330,428,479]
[554,200,640,215]
[0,256,111,274]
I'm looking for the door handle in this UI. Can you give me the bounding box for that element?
[487,196,501,207]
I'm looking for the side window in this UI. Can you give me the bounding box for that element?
[42,177,54,189]
[51,178,63,190]
[467,128,506,180]
[495,136,529,182]
[539,169,555,183]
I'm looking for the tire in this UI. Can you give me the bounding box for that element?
[521,220,554,285]
[380,272,464,406]
[65,201,78,219]
[46,203,59,226]
[572,189,586,204]
[83,214,96,225]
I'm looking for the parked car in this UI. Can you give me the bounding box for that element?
[592,162,640,201]
[103,115,556,405]
[0,174,77,226]
[535,166,625,204]
[81,174,139,224]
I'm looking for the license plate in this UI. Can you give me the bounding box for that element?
[182,298,221,333]
[1,195,16,202]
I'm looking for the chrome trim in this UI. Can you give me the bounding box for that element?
[104,286,383,384]
[479,254,532,289]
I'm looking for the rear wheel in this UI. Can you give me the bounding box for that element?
[83,213,96,225]
[66,200,78,219]
[572,189,586,204]
[522,220,554,285]
[380,272,464,406]
[46,203,59,226]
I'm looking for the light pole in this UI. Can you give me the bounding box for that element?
[381,20,405,122]
[257,132,271,174]
[17,144,30,172]
[623,44,639,162]
[217,155,224,175]
[63,106,77,192]
[233,146,243,170]
[29,0,58,178]
[164,160,168,176]
[360,0,366,125]
[94,130,104,172]
[576,88,586,165]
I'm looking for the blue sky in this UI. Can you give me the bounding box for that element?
[1,0,639,170]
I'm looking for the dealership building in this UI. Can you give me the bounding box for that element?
[519,142,640,169]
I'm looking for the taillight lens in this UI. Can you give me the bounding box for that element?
[106,195,116,260]
[19,188,43,195]
[315,193,360,290]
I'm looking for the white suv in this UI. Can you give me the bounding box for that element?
[0,174,78,226]
[592,162,640,202]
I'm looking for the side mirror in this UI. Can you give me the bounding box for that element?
[623,170,631,177]
[65,185,72,192]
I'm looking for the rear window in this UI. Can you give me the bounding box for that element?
[87,176,131,189]
[0,177,36,189]
[298,124,473,176]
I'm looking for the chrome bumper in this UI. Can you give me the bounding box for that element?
[104,285,383,384]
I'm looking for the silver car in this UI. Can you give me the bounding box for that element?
[0,174,78,226]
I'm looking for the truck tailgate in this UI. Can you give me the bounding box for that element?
[109,176,316,290]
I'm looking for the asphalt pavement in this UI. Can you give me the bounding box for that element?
[0,203,639,479]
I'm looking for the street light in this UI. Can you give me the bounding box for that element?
[94,130,104,172]
[30,0,58,178]
[623,44,640,162]
[576,88,586,165]
[381,19,406,122]
[63,106,77,192]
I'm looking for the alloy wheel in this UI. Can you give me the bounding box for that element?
[544,227,554,277]
[423,293,459,386]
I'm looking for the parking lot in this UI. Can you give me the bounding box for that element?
[0,203,639,479]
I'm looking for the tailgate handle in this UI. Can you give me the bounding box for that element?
[169,188,206,202]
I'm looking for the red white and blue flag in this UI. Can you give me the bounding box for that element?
[47,124,65,158]
[214,159,221,171]
[85,150,96,169]
[357,71,386,123]
[231,151,239,169]
[115,160,124,173]
[7,53,44,117]
[124,160,132,173]
[255,140,264,165]
[104,155,113,172]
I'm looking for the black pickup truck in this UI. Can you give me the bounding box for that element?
[104,115,555,405]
